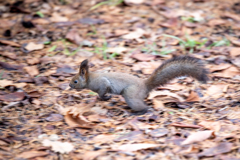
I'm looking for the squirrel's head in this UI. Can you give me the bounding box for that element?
[69,59,89,90]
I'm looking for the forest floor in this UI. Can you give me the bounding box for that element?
[0,0,240,159]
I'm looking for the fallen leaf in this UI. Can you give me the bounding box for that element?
[32,18,50,24]
[199,121,221,132]
[27,91,42,98]
[13,82,27,88]
[26,58,40,65]
[230,47,240,57]
[170,122,201,129]
[214,66,240,78]
[115,131,145,142]
[32,99,41,106]
[57,65,76,74]
[50,12,68,22]
[66,28,83,45]
[198,142,233,157]
[0,62,23,70]
[91,134,117,143]
[229,39,240,47]
[46,114,63,122]
[1,52,17,60]
[24,66,39,77]
[149,128,168,138]
[231,57,240,68]
[61,105,96,129]
[90,106,108,115]
[148,90,185,102]
[42,139,74,154]
[223,12,240,21]
[0,92,25,102]
[122,28,145,40]
[115,143,161,152]
[208,64,231,72]
[182,130,214,145]
[0,40,20,47]
[76,150,106,160]
[76,49,94,57]
[124,0,145,5]
[131,53,156,61]
[152,99,165,110]
[17,151,49,159]
[0,79,13,88]
[132,61,159,74]
[106,47,127,54]
[185,91,200,102]
[206,84,228,97]
[25,42,44,51]
[78,18,105,25]
[208,19,226,26]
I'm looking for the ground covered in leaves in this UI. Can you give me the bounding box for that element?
[0,0,240,159]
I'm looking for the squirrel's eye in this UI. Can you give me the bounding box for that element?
[74,80,78,84]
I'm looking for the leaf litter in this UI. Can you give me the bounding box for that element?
[0,0,240,159]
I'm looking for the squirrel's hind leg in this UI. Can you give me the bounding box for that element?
[123,86,149,114]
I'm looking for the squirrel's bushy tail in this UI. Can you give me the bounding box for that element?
[145,56,209,92]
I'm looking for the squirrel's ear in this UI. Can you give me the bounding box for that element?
[79,59,89,78]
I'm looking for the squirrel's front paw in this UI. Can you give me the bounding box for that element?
[100,95,112,101]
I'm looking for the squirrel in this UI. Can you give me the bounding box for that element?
[69,56,209,114]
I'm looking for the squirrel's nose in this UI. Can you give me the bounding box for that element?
[69,83,73,88]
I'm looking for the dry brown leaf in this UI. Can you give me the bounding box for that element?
[131,53,156,61]
[27,58,40,65]
[13,83,27,88]
[182,130,214,145]
[124,0,145,5]
[214,66,240,78]
[149,128,168,138]
[90,106,108,115]
[207,19,226,26]
[148,90,185,102]
[50,12,68,22]
[158,83,185,91]
[115,143,161,152]
[199,121,221,132]
[0,92,25,102]
[0,40,20,47]
[25,42,44,51]
[205,84,227,98]
[170,122,201,129]
[122,28,145,40]
[185,91,200,102]
[1,52,17,60]
[24,66,39,77]
[106,47,127,54]
[152,99,165,110]
[208,64,231,72]
[17,151,49,159]
[199,142,233,157]
[32,18,50,24]
[91,134,117,143]
[230,47,240,57]
[223,12,240,21]
[66,29,82,45]
[0,79,13,88]
[60,104,96,128]
[42,139,74,154]
[75,150,106,160]
[114,131,146,142]
[64,112,92,128]
[132,62,159,74]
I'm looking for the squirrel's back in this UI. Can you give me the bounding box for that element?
[145,56,209,92]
